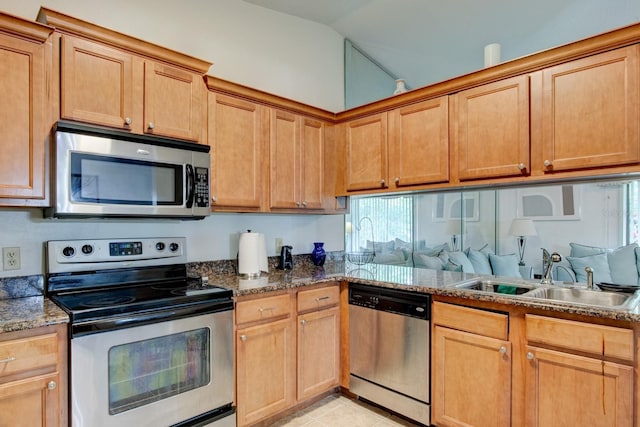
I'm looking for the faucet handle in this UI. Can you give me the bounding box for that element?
[551,252,562,262]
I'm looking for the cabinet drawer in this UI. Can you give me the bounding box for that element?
[433,301,508,340]
[0,333,58,377]
[236,293,291,325]
[526,314,634,361]
[297,286,339,313]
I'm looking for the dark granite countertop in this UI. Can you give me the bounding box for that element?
[194,260,640,323]
[0,275,69,334]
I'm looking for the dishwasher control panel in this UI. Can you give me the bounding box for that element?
[348,283,430,320]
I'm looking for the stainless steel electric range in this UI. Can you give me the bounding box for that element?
[46,237,235,427]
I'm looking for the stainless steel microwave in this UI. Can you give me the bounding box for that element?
[46,121,211,219]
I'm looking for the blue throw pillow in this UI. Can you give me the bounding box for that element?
[489,254,522,278]
[447,251,476,273]
[569,242,606,258]
[567,253,612,283]
[465,248,493,274]
[607,243,639,285]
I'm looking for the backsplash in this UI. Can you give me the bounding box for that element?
[0,275,43,300]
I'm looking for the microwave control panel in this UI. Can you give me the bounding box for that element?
[195,167,209,207]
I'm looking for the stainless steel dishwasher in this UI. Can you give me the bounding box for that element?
[349,283,430,426]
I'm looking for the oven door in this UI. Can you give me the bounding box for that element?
[70,310,233,427]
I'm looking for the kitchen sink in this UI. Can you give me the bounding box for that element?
[524,287,640,309]
[453,279,536,296]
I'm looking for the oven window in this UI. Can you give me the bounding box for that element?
[70,153,182,205]
[108,327,210,414]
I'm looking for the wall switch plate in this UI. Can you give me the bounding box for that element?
[275,238,283,254]
[3,247,20,271]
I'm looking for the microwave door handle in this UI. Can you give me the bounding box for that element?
[185,164,195,208]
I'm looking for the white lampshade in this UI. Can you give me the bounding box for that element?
[444,219,462,235]
[509,218,537,237]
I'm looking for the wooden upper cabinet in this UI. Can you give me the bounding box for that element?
[535,45,640,173]
[269,111,326,210]
[388,97,449,187]
[453,74,530,181]
[143,61,205,142]
[345,113,388,191]
[208,92,267,211]
[41,8,211,142]
[269,110,300,210]
[0,17,52,206]
[60,36,134,130]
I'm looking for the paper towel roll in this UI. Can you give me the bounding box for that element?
[484,43,501,67]
[238,231,268,277]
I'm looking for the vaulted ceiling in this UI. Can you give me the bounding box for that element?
[244,0,640,89]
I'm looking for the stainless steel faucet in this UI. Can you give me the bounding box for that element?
[541,249,562,284]
[585,266,594,289]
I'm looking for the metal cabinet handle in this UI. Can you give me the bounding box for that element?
[394,177,400,184]
[148,122,155,130]
[526,352,535,360]
[47,381,57,391]
[296,201,301,207]
[124,117,132,125]
[543,160,552,168]
[258,307,274,313]
[517,163,526,170]
[499,346,507,355]
[240,335,247,341]
[0,356,16,364]
[380,179,385,186]
[300,319,306,326]
[211,196,217,203]
[315,296,330,302]
[301,201,307,207]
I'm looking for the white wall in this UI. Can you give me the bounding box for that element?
[1,0,345,112]
[0,209,344,278]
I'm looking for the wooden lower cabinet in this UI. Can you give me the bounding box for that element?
[0,324,67,427]
[236,317,296,426]
[235,284,340,426]
[525,346,633,427]
[432,302,511,427]
[297,306,340,401]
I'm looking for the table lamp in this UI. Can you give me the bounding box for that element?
[509,219,537,266]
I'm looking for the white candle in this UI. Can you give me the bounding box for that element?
[484,43,501,67]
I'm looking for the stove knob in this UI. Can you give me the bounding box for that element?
[81,244,93,255]
[62,246,75,257]
[169,243,179,252]
[156,242,166,251]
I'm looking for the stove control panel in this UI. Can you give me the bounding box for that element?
[47,237,187,274]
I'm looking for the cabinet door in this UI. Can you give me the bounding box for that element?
[0,33,47,203]
[300,118,325,209]
[208,92,267,210]
[144,62,204,142]
[61,36,134,130]
[269,110,300,209]
[433,326,511,427]
[453,75,530,180]
[525,346,633,427]
[0,372,60,427]
[538,45,640,172]
[236,318,295,426]
[389,97,449,187]
[297,306,340,401]
[345,113,388,191]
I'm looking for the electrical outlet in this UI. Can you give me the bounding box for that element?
[275,238,283,254]
[3,247,20,271]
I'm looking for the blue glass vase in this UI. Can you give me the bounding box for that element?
[311,242,326,266]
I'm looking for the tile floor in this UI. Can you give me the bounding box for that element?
[269,394,421,427]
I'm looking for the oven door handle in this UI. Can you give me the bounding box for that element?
[71,300,233,337]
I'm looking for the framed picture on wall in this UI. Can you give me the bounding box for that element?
[432,192,480,222]
[516,185,581,220]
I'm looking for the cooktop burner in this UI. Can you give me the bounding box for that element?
[80,295,137,308]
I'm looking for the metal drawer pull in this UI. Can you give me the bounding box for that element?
[499,346,507,354]
[315,296,330,302]
[0,356,16,363]
[300,319,307,326]
[258,307,275,313]
[47,381,57,391]
[240,335,247,341]
[526,352,535,360]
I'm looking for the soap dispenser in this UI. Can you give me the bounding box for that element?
[277,245,293,270]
